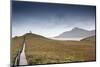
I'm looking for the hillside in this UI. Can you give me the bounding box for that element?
[12,33,96,65]
[81,35,96,42]
[11,35,24,65]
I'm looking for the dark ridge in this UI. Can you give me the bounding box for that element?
[81,35,96,41]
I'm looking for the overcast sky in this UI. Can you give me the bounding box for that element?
[12,1,96,37]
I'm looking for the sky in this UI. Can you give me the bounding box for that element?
[12,1,96,37]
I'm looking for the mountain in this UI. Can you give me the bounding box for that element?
[55,27,95,39]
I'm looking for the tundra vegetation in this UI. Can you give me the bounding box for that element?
[11,33,96,65]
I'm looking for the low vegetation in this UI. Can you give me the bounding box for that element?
[25,33,96,65]
[11,36,24,65]
[11,33,96,65]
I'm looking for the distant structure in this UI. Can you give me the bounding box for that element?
[29,30,32,33]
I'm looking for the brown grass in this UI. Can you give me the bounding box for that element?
[11,33,96,65]
[11,36,24,65]
[25,34,96,65]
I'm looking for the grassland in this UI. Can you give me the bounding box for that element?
[25,33,96,65]
[11,33,96,65]
[11,36,24,65]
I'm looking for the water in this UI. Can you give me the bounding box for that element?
[19,42,28,65]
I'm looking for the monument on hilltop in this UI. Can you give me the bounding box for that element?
[29,30,32,33]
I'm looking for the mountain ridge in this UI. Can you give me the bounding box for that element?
[55,27,95,38]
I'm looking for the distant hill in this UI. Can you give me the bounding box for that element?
[81,35,96,42]
[24,33,46,38]
[13,33,48,40]
[55,27,95,39]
